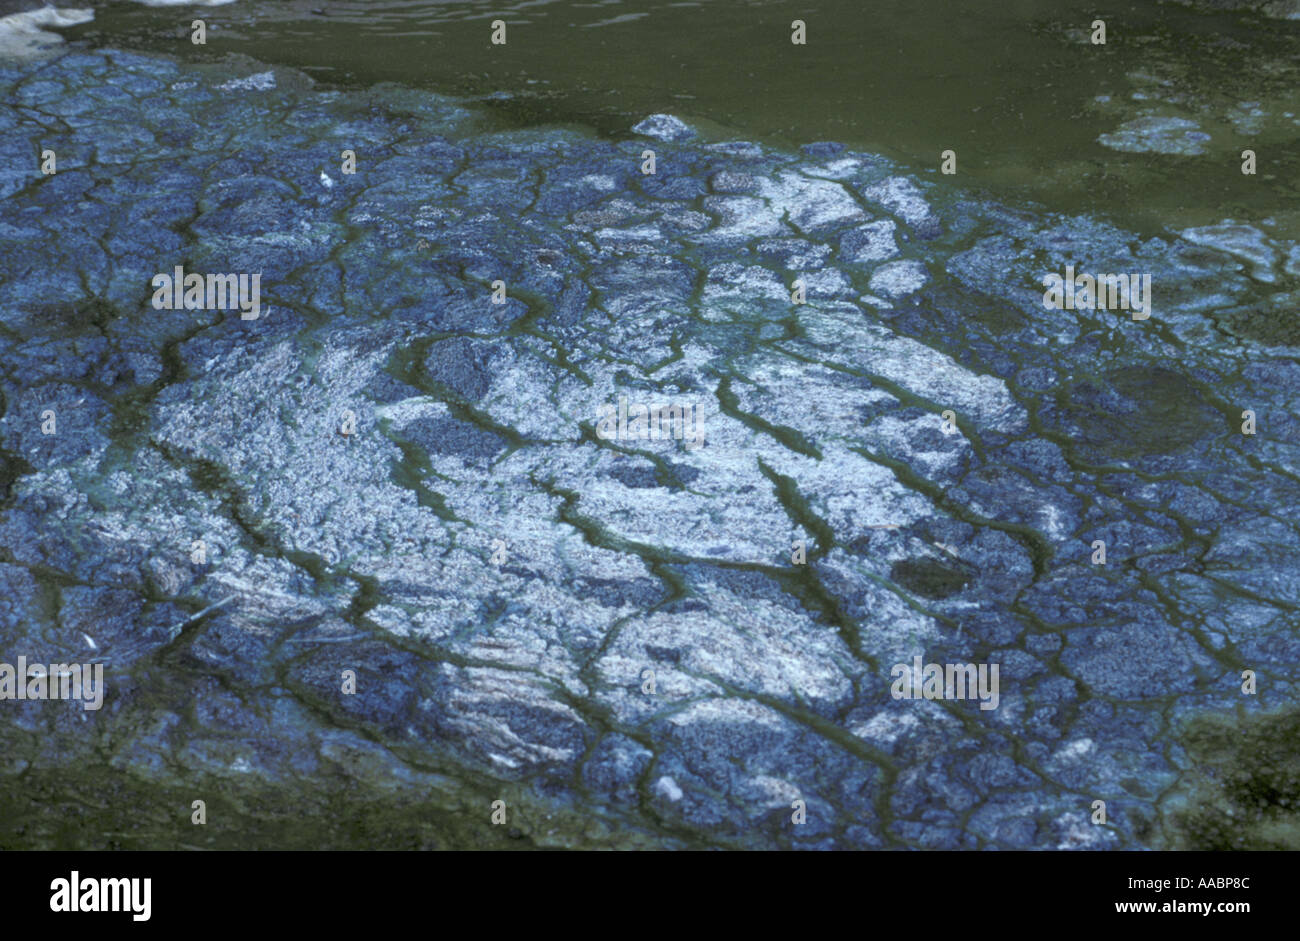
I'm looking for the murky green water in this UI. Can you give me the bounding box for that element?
[56,0,1300,239]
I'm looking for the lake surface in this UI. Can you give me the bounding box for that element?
[54,0,1300,238]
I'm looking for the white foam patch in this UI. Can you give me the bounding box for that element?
[862,176,932,227]
[218,70,276,92]
[869,259,929,297]
[757,171,865,233]
[0,7,93,61]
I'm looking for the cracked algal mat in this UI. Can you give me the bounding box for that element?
[0,48,1298,849]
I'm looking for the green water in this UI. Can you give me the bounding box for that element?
[58,0,1300,239]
